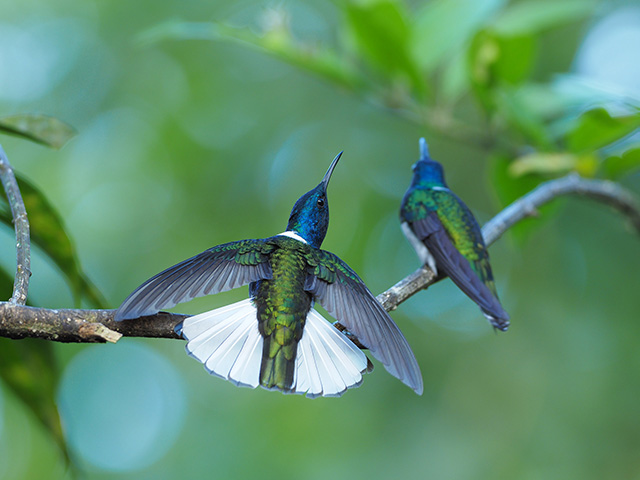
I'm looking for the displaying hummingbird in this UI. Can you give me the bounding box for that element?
[399,138,510,331]
[116,152,423,397]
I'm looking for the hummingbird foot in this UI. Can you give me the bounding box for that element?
[333,322,367,349]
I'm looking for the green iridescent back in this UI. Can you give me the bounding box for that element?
[403,187,497,297]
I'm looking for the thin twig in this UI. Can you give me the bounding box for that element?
[0,144,31,305]
[0,173,638,343]
[482,173,640,245]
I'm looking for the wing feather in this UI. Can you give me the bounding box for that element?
[411,212,509,328]
[305,250,423,394]
[115,239,274,321]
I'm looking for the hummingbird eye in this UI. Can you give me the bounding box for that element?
[317,197,325,208]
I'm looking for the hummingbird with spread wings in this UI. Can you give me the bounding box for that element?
[400,138,510,331]
[116,152,423,398]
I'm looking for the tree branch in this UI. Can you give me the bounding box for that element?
[0,303,184,343]
[0,173,638,343]
[481,173,640,246]
[0,144,31,305]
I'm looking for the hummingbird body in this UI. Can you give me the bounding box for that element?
[116,153,423,397]
[400,139,509,331]
[253,236,313,391]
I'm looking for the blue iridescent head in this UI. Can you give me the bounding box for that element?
[286,151,342,248]
[411,138,446,188]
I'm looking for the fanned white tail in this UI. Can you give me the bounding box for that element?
[180,299,369,397]
[293,309,368,398]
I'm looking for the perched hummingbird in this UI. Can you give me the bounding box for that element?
[116,152,423,397]
[399,138,510,331]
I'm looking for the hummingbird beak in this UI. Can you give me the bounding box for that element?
[321,151,343,191]
[419,138,429,161]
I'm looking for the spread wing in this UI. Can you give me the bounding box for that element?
[115,239,274,321]
[304,250,423,395]
[411,212,508,321]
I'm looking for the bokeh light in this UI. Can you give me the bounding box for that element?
[1,1,639,479]
[575,6,640,97]
[57,341,186,472]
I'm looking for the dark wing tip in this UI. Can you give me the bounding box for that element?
[486,313,510,332]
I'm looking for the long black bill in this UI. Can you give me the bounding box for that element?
[321,151,343,190]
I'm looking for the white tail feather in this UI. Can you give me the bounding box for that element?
[182,298,262,388]
[292,309,368,398]
[180,300,369,397]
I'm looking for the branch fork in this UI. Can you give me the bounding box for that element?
[0,153,638,343]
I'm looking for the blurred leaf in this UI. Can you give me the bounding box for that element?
[0,262,15,302]
[601,147,640,179]
[509,152,578,177]
[507,82,577,125]
[492,0,595,35]
[412,0,505,72]
[492,34,535,85]
[567,108,640,153]
[0,174,106,308]
[496,87,554,149]
[491,154,544,207]
[0,208,73,467]
[468,30,500,111]
[0,336,70,463]
[468,29,537,119]
[509,151,597,177]
[440,52,469,103]
[0,114,76,150]
[490,154,560,243]
[344,0,422,92]
[469,30,536,92]
[139,20,366,92]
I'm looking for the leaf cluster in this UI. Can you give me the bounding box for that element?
[0,114,105,469]
[142,0,639,209]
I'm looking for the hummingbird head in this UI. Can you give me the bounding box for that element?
[285,151,342,248]
[411,138,447,188]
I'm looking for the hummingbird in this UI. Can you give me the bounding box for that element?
[116,152,423,398]
[399,138,510,331]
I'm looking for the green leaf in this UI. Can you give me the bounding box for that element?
[468,30,537,116]
[491,0,595,35]
[509,152,577,177]
[0,174,107,308]
[412,0,505,72]
[0,114,76,149]
[0,262,15,301]
[468,30,536,93]
[509,151,597,177]
[493,35,535,85]
[601,147,640,179]
[0,336,70,463]
[138,21,366,92]
[490,154,560,243]
[567,108,640,153]
[496,87,554,149]
[440,52,469,103]
[344,0,422,91]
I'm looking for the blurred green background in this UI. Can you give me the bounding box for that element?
[0,0,639,479]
